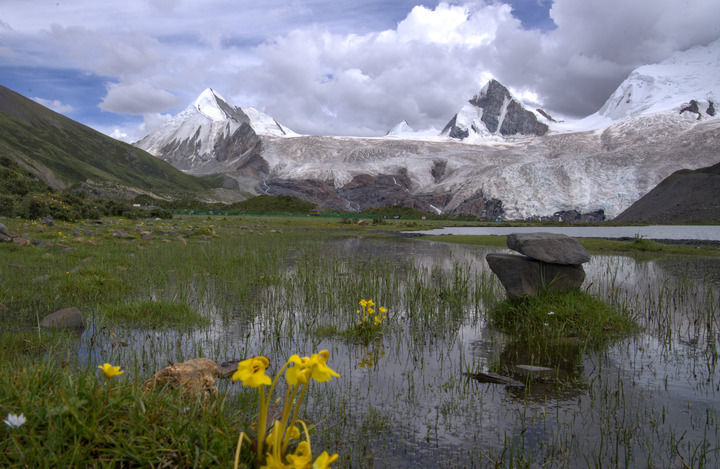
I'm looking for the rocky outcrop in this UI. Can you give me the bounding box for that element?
[469,80,549,136]
[264,173,504,217]
[680,100,702,119]
[486,233,589,299]
[443,79,548,139]
[449,191,504,219]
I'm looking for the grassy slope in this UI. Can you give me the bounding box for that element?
[0,85,222,194]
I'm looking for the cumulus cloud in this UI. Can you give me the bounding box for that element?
[32,97,74,114]
[237,0,720,134]
[3,0,720,137]
[99,82,180,114]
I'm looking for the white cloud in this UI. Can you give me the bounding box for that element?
[3,0,720,137]
[31,97,74,114]
[99,82,180,114]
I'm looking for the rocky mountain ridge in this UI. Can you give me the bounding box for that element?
[441,79,549,141]
[134,39,720,219]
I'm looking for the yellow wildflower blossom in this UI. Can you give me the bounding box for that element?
[312,451,339,469]
[233,356,272,388]
[287,441,312,469]
[98,363,124,379]
[286,355,313,385]
[309,350,340,383]
[261,453,291,469]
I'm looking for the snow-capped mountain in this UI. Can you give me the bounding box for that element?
[386,120,413,136]
[598,39,719,121]
[135,88,295,173]
[441,79,549,142]
[135,40,720,219]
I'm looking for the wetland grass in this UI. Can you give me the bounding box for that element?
[1,214,719,467]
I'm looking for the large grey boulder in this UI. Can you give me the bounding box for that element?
[507,232,590,265]
[40,307,85,329]
[486,253,586,299]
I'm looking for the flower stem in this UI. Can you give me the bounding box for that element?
[284,383,309,452]
[256,386,268,461]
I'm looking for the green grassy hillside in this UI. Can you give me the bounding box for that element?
[0,85,222,195]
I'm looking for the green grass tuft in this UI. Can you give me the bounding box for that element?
[100,301,208,328]
[490,289,638,346]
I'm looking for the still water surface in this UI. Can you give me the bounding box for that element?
[410,225,720,240]
[84,237,720,467]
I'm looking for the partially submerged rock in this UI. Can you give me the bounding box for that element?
[145,358,220,399]
[40,307,85,329]
[465,371,525,388]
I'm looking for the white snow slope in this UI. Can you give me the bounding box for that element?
[136,40,720,219]
[136,88,296,169]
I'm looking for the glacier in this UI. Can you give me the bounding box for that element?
[135,39,720,219]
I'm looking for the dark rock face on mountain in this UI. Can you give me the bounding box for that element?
[469,80,548,136]
[680,100,702,119]
[442,79,548,139]
[450,191,504,218]
[264,172,504,217]
[613,162,720,223]
[441,115,470,139]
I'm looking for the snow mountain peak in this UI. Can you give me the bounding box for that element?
[442,78,548,142]
[136,89,297,172]
[597,38,720,121]
[192,88,231,121]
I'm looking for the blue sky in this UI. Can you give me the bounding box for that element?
[1,0,718,139]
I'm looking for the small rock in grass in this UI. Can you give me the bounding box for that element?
[144,358,220,399]
[40,307,85,329]
[12,237,30,246]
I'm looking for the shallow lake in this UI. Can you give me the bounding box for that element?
[82,236,720,467]
[409,225,720,241]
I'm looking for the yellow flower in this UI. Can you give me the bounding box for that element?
[233,356,271,388]
[261,453,291,469]
[287,441,312,469]
[359,299,367,308]
[379,307,387,314]
[367,300,375,307]
[265,420,300,449]
[309,350,340,383]
[98,363,124,379]
[374,316,382,326]
[312,452,339,469]
[286,355,313,385]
